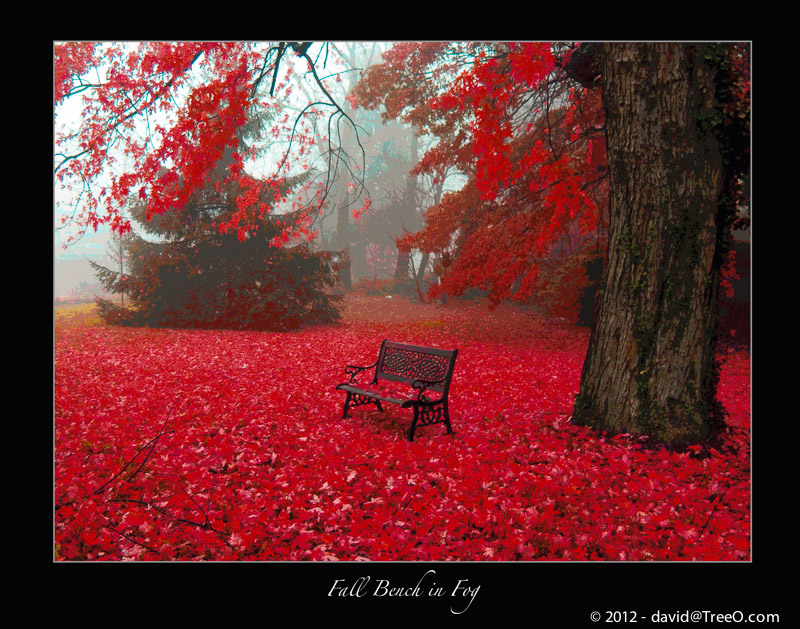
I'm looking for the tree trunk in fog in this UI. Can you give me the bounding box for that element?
[572,43,728,447]
[394,249,411,280]
[416,251,430,282]
[336,195,351,247]
[351,239,368,285]
[393,127,422,282]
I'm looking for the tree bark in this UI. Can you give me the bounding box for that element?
[394,249,412,280]
[572,43,728,447]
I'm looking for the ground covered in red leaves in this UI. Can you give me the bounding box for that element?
[54,295,750,561]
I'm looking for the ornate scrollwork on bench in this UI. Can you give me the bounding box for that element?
[344,361,377,385]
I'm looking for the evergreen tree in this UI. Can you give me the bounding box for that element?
[92,148,341,331]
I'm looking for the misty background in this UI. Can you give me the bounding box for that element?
[54,42,462,303]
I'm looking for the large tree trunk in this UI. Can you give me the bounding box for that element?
[572,43,728,447]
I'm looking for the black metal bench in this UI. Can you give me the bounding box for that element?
[335,340,459,441]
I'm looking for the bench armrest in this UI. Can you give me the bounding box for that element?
[344,361,378,384]
[411,377,447,401]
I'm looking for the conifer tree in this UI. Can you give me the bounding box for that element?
[92,146,341,331]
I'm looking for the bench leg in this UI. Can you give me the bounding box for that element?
[408,402,454,441]
[342,392,352,419]
[343,392,383,419]
[408,407,420,442]
[443,400,454,435]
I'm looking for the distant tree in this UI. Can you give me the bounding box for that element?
[105,230,134,307]
[290,43,430,290]
[352,42,609,311]
[91,146,341,331]
[351,120,425,291]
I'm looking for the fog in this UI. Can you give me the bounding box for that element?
[54,42,463,301]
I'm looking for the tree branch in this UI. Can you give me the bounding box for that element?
[54,50,206,177]
[93,392,185,496]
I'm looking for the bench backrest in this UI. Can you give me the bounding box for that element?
[374,340,458,394]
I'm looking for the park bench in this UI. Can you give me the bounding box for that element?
[335,340,459,441]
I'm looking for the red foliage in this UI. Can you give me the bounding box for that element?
[54,42,100,104]
[54,42,328,244]
[54,297,750,561]
[355,43,609,310]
